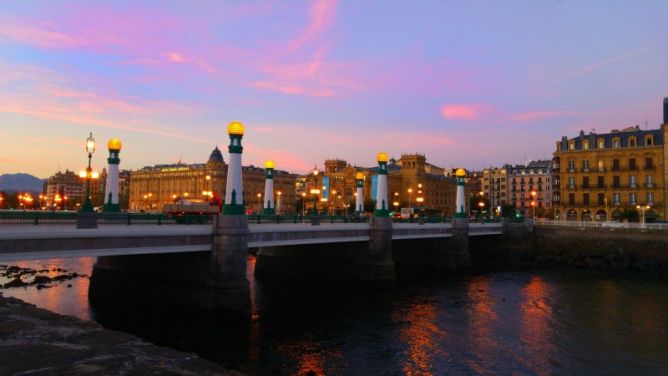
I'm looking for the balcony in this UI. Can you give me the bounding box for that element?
[567,185,577,190]
[580,167,590,173]
[596,184,607,189]
[567,168,576,173]
[645,183,655,189]
[644,166,655,171]
[629,184,637,189]
[581,184,591,189]
[597,168,606,172]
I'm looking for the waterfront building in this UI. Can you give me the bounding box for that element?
[302,154,465,216]
[128,146,297,213]
[555,100,668,221]
[481,166,508,209]
[507,160,553,216]
[43,169,84,210]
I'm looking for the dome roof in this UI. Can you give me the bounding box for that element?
[107,138,122,151]
[227,121,245,136]
[208,146,225,164]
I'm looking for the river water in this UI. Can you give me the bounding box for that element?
[2,257,668,375]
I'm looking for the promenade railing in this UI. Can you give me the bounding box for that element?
[533,219,668,231]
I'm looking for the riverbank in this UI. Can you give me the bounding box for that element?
[0,293,244,375]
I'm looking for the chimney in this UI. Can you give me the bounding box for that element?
[663,97,668,124]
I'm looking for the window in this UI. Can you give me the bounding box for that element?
[647,193,654,205]
[582,160,589,171]
[646,136,654,146]
[598,193,605,205]
[613,138,620,148]
[629,175,637,188]
[612,159,620,171]
[629,158,636,170]
[569,142,575,150]
[582,176,590,188]
[629,137,636,147]
[613,193,621,205]
[568,176,575,188]
[597,139,605,149]
[647,175,654,188]
[629,193,637,205]
[583,193,590,206]
[567,160,575,172]
[569,193,575,206]
[583,141,589,150]
[597,176,604,188]
[645,157,654,170]
[597,160,604,171]
[613,176,620,188]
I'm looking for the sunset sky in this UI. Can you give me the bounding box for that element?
[1,1,666,178]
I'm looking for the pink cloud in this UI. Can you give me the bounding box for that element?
[286,0,337,52]
[441,104,490,120]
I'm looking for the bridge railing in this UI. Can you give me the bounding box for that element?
[534,219,668,231]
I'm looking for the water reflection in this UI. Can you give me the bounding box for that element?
[394,300,441,376]
[519,276,554,376]
[3,257,668,375]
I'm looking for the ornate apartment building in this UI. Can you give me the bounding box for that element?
[129,147,297,213]
[554,99,668,222]
[507,160,553,215]
[302,154,470,216]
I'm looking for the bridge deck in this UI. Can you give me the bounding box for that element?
[0,223,501,262]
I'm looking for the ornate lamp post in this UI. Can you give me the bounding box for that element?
[81,133,96,212]
[77,132,98,228]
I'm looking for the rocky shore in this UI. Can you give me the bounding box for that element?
[0,294,244,375]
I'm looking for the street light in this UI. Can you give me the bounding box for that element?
[80,132,96,213]
[310,188,320,215]
[301,192,307,217]
[407,188,413,211]
[637,204,651,228]
[257,192,262,213]
[276,190,282,215]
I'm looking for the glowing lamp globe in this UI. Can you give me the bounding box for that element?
[377,152,390,163]
[227,121,245,136]
[265,160,275,169]
[355,172,365,180]
[455,168,467,177]
[107,138,122,151]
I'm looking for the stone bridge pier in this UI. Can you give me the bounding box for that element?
[89,214,251,318]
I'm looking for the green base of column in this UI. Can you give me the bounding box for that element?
[455,212,468,219]
[374,209,391,217]
[81,198,94,213]
[223,204,245,215]
[102,203,120,212]
[262,208,275,215]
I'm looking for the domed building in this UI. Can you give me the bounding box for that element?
[129,146,297,213]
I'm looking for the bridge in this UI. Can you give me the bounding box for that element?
[0,222,502,262]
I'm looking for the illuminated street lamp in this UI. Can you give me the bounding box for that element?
[80,132,96,213]
[301,192,307,217]
[0,194,4,208]
[310,188,320,215]
[407,188,413,211]
[637,204,651,228]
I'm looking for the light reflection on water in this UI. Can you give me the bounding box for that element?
[2,257,668,375]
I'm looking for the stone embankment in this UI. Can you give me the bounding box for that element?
[473,223,668,276]
[0,294,244,375]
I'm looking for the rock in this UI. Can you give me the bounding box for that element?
[4,278,28,288]
[32,276,51,285]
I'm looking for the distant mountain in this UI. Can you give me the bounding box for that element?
[0,173,45,192]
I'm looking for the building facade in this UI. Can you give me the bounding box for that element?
[43,169,84,210]
[301,154,468,216]
[507,160,553,216]
[555,109,668,222]
[129,147,297,213]
[481,166,508,209]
